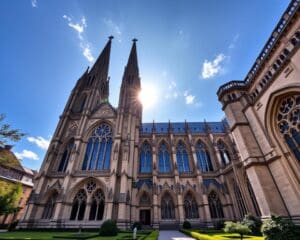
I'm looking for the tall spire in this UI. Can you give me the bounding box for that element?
[122,38,140,86]
[88,36,113,99]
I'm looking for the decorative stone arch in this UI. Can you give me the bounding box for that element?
[183,190,200,219]
[207,190,225,219]
[138,191,152,206]
[206,184,227,204]
[264,84,300,165]
[41,189,59,219]
[157,138,171,149]
[215,138,232,166]
[83,120,114,143]
[182,185,201,205]
[159,189,178,220]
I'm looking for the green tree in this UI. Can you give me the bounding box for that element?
[0,180,22,217]
[0,114,25,147]
[242,213,262,236]
[224,221,251,240]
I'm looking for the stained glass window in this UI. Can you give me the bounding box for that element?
[217,140,231,166]
[82,124,112,171]
[195,141,213,172]
[140,142,152,173]
[277,95,300,161]
[176,141,190,173]
[158,142,171,173]
[58,139,74,172]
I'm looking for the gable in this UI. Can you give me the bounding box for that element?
[90,102,117,119]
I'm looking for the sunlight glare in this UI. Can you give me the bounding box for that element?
[138,83,158,109]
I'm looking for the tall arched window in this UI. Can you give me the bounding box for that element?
[82,124,113,171]
[58,139,74,172]
[161,193,175,219]
[208,191,224,219]
[89,189,105,221]
[195,141,213,172]
[276,95,300,161]
[217,140,231,166]
[70,189,87,221]
[233,181,247,218]
[140,142,152,173]
[184,193,199,219]
[176,141,190,173]
[42,192,58,219]
[247,179,261,216]
[158,141,171,173]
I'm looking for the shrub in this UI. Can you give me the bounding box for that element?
[242,213,262,236]
[144,230,159,240]
[99,219,118,236]
[223,221,250,240]
[261,215,297,240]
[131,221,142,230]
[182,220,192,229]
[213,219,225,230]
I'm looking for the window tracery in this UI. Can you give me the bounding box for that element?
[89,189,105,221]
[158,141,171,173]
[140,142,152,173]
[277,95,300,161]
[42,192,58,219]
[195,141,213,172]
[82,124,113,171]
[176,140,190,173]
[139,193,151,206]
[58,140,74,172]
[161,193,175,219]
[184,193,199,219]
[70,189,87,221]
[217,140,231,166]
[208,191,224,219]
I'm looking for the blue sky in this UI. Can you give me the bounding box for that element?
[0,0,289,170]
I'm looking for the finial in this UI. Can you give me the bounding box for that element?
[109,35,114,40]
[132,38,138,43]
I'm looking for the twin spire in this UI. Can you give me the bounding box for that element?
[88,36,140,98]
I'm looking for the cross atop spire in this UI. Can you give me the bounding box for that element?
[132,38,138,42]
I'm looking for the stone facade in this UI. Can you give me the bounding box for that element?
[19,1,300,229]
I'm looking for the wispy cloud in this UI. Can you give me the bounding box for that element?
[184,91,195,104]
[201,53,227,79]
[15,149,39,160]
[27,136,50,150]
[31,0,37,8]
[103,18,122,42]
[229,33,239,49]
[63,15,94,62]
[165,81,179,99]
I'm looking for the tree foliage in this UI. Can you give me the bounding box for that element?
[261,215,297,240]
[224,221,251,240]
[0,180,22,216]
[242,213,262,236]
[0,114,25,147]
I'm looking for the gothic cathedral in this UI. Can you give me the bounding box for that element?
[20,1,300,229]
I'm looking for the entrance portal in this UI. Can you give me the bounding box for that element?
[140,210,151,225]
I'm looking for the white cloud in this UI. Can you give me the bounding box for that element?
[229,33,239,49]
[63,15,94,62]
[201,53,227,79]
[184,91,195,104]
[103,18,122,42]
[15,150,39,160]
[27,136,50,150]
[31,0,37,7]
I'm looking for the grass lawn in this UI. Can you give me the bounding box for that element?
[181,229,265,240]
[0,231,150,240]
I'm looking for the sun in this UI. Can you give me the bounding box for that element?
[138,83,158,109]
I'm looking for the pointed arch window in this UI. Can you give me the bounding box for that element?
[195,141,213,172]
[161,193,175,219]
[184,193,199,219]
[139,142,152,173]
[158,141,171,173]
[176,141,190,173]
[82,124,113,171]
[247,179,261,216]
[217,141,231,166]
[58,139,74,172]
[70,189,87,221]
[233,181,247,218]
[276,95,300,161]
[89,189,105,221]
[42,192,58,219]
[208,191,224,219]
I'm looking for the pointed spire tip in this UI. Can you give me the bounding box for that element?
[109,35,114,40]
[132,38,138,42]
